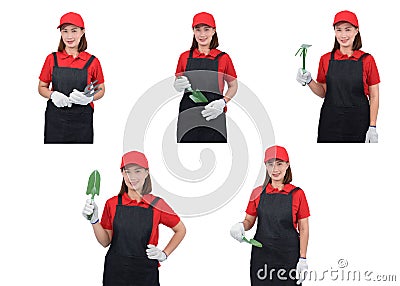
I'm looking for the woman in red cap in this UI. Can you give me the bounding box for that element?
[296,10,380,143]
[174,12,238,143]
[38,12,105,143]
[82,151,186,285]
[230,146,310,285]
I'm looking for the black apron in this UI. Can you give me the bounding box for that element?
[250,187,300,286]
[44,52,95,144]
[177,49,227,143]
[317,52,370,143]
[103,195,161,286]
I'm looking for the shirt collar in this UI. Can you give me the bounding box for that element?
[193,48,221,58]
[59,49,89,60]
[266,183,293,194]
[122,192,153,205]
[335,49,363,60]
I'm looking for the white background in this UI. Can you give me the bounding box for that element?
[1,0,399,285]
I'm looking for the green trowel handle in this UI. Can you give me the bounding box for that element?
[243,237,263,248]
[302,69,306,86]
[87,198,94,220]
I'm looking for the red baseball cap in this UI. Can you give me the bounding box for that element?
[120,151,149,169]
[57,12,85,29]
[264,146,289,163]
[192,12,216,28]
[333,10,359,27]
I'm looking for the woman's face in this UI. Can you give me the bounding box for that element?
[60,24,84,50]
[193,25,215,48]
[334,22,358,49]
[266,159,289,183]
[122,164,149,193]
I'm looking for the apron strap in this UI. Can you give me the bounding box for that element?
[289,187,300,194]
[330,51,335,61]
[214,52,226,60]
[117,194,122,205]
[83,55,96,70]
[358,53,370,62]
[149,197,161,208]
[52,52,59,67]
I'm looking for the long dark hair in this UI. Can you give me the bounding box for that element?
[118,168,152,196]
[262,161,292,189]
[332,26,362,53]
[58,28,87,52]
[190,26,219,50]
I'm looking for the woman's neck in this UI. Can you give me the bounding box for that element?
[339,46,354,57]
[127,189,142,201]
[270,181,285,190]
[65,47,79,58]
[198,46,211,55]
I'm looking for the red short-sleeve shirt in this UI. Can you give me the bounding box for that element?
[246,183,310,231]
[175,48,237,94]
[100,193,181,246]
[39,50,104,108]
[316,49,380,97]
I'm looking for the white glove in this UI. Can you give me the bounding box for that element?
[230,222,245,242]
[173,76,191,92]
[51,91,72,108]
[82,199,99,224]
[296,258,308,285]
[69,89,93,105]
[296,68,312,85]
[146,245,167,262]
[201,98,226,121]
[365,126,378,143]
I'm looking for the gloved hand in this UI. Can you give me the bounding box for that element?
[173,76,191,92]
[296,258,308,285]
[365,126,378,143]
[230,222,245,242]
[296,68,312,85]
[201,98,226,121]
[69,89,93,105]
[82,199,99,224]
[51,91,72,108]
[146,245,167,262]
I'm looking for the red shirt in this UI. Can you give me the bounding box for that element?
[39,50,105,108]
[316,49,380,97]
[175,48,237,94]
[246,183,310,231]
[100,193,180,246]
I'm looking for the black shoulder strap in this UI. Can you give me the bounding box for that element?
[289,187,300,194]
[358,53,370,62]
[52,52,58,67]
[214,52,226,60]
[260,185,267,198]
[118,195,122,205]
[330,52,335,61]
[149,196,161,208]
[83,55,96,69]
